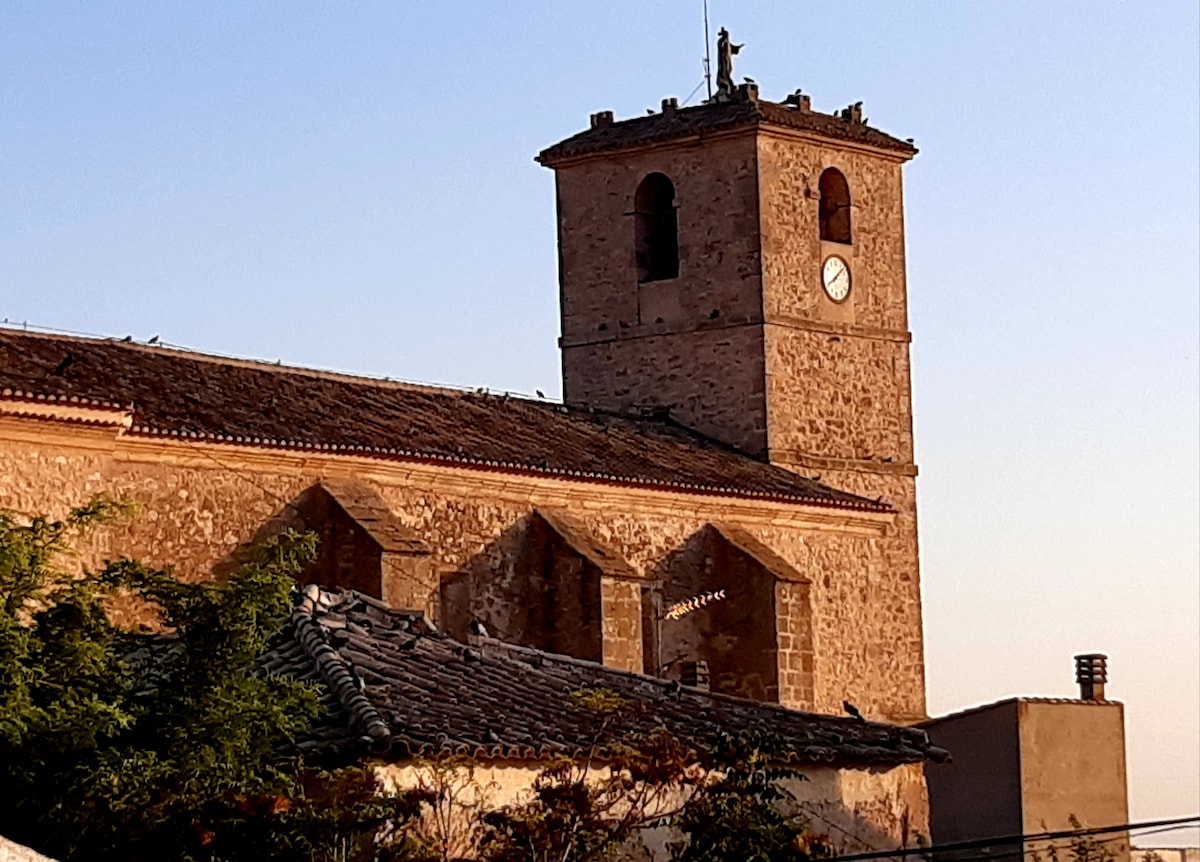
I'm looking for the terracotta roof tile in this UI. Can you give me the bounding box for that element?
[920,696,1122,727]
[537,98,916,165]
[0,329,888,511]
[265,588,949,767]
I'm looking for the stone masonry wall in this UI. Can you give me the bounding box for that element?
[762,325,924,721]
[775,578,816,718]
[555,135,765,341]
[764,326,911,465]
[757,133,909,332]
[548,126,925,721]
[755,130,924,722]
[555,134,771,456]
[563,325,768,459]
[600,577,643,673]
[809,468,924,722]
[0,419,922,721]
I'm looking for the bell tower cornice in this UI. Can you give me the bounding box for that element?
[537,88,916,170]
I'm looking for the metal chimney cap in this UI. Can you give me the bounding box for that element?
[1075,653,1109,682]
[1074,653,1109,701]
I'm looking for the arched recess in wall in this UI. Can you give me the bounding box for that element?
[634,172,680,282]
[288,480,434,610]
[818,167,853,244]
[439,510,643,672]
[650,524,813,707]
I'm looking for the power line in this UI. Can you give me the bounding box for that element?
[791,799,879,853]
[927,819,1199,862]
[680,78,707,107]
[936,821,1200,862]
[824,816,1200,862]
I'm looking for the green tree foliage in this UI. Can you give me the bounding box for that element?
[0,498,428,862]
[669,729,834,862]
[0,501,839,861]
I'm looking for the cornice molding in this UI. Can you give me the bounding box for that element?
[770,449,918,478]
[0,397,133,430]
[0,412,893,534]
[755,124,914,163]
[115,436,891,535]
[764,316,911,344]
[543,121,912,171]
[0,413,125,453]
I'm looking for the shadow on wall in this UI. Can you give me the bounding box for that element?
[782,765,930,854]
[439,513,798,700]
[648,524,783,703]
[439,511,607,662]
[218,484,807,709]
[211,490,613,660]
[212,480,436,612]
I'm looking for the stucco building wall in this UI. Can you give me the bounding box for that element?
[922,699,1024,845]
[0,837,58,862]
[923,699,1130,861]
[377,759,930,859]
[1018,701,1129,849]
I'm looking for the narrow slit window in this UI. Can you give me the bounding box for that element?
[818,168,853,244]
[634,173,679,282]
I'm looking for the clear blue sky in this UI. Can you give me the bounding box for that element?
[3,1,1197,836]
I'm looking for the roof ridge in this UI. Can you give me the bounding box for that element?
[921,695,1122,726]
[0,324,545,403]
[293,589,391,743]
[268,586,948,766]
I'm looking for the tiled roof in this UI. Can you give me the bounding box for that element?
[264,587,948,767]
[921,696,1122,727]
[0,329,888,511]
[537,98,916,165]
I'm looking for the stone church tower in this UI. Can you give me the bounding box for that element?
[538,88,922,714]
[538,86,916,479]
[0,80,929,726]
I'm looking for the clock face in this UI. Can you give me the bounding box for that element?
[822,255,852,302]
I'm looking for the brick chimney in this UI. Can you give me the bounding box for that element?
[1075,653,1108,701]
